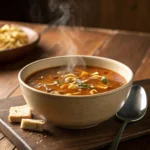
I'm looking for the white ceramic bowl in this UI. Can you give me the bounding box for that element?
[18,55,133,129]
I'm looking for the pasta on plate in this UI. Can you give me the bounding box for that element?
[0,24,29,51]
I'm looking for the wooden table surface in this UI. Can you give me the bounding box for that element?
[0,21,150,150]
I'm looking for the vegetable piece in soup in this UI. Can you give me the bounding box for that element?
[25,66,126,96]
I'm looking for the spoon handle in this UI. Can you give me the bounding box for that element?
[109,120,129,150]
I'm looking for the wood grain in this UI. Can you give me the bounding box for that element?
[134,49,150,81]
[91,0,150,32]
[116,135,150,150]
[0,70,19,99]
[0,133,4,140]
[96,32,150,74]
[0,80,150,150]
[2,1,150,32]
[9,87,22,98]
[0,137,15,150]
[39,27,110,57]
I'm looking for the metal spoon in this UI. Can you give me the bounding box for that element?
[109,85,147,150]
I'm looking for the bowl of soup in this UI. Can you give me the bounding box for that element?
[18,55,133,129]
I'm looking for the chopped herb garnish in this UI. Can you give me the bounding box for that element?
[79,83,91,89]
[101,76,108,84]
[76,79,91,89]
[58,80,65,85]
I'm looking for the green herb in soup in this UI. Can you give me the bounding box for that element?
[25,66,126,95]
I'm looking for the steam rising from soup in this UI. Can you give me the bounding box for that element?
[25,66,126,96]
[29,0,86,72]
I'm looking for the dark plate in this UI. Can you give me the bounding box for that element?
[0,23,40,63]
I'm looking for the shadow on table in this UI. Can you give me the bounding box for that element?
[0,45,58,71]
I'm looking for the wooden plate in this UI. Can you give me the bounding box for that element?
[0,23,40,63]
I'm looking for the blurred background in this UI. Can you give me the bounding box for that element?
[1,0,150,32]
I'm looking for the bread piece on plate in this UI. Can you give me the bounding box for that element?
[8,105,32,123]
[21,119,45,132]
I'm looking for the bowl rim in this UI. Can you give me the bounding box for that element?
[0,23,40,52]
[18,55,134,98]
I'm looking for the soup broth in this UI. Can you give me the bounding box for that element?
[25,66,126,96]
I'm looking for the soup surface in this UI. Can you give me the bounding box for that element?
[25,66,126,96]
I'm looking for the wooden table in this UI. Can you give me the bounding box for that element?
[0,21,150,150]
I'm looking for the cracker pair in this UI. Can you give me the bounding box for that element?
[8,105,45,132]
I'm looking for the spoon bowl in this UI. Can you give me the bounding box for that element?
[109,85,147,150]
[117,85,147,122]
